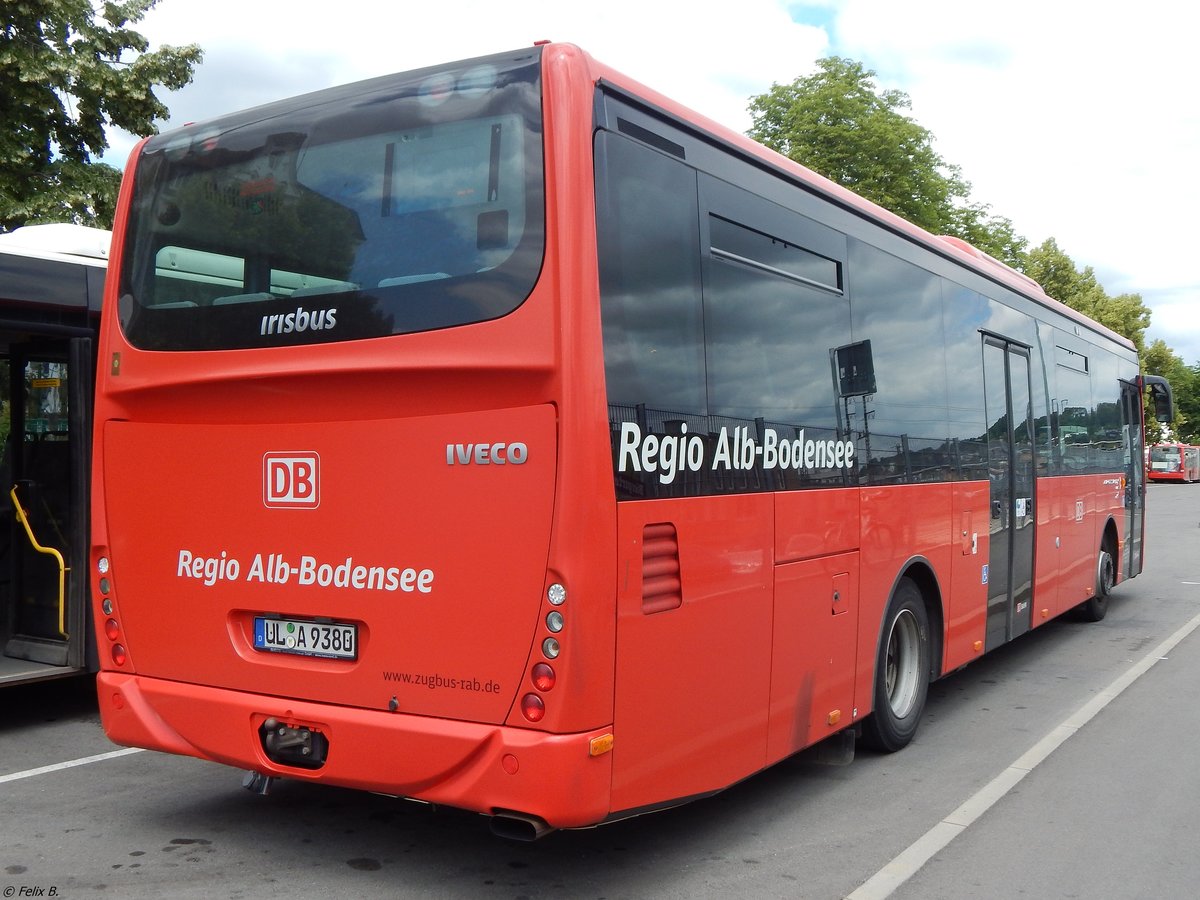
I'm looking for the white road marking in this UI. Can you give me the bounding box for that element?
[0,746,144,785]
[847,607,1200,900]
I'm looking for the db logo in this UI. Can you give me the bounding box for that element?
[264,452,321,509]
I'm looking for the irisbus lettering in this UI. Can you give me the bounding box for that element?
[260,306,338,336]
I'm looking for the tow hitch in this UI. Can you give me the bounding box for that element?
[259,717,329,770]
[242,771,274,795]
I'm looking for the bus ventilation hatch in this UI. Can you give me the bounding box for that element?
[641,523,682,614]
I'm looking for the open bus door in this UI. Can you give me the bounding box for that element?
[1120,379,1146,578]
[0,337,93,684]
[1128,374,1176,579]
[983,336,1036,651]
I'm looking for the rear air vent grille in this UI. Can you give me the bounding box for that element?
[641,523,682,614]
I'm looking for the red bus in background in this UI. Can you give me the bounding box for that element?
[91,43,1174,838]
[1147,443,1200,483]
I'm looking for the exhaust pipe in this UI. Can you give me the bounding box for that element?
[242,771,275,795]
[489,810,555,841]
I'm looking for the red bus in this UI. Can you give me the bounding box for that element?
[0,224,106,687]
[92,44,1174,838]
[1147,443,1200,483]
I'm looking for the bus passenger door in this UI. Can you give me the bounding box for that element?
[1120,380,1145,578]
[983,338,1035,651]
[1,340,90,675]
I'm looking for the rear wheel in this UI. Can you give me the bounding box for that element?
[1077,543,1115,622]
[861,578,931,752]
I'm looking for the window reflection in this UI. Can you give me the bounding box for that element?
[595,125,1137,499]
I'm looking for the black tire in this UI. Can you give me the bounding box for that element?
[860,577,931,752]
[1077,543,1115,622]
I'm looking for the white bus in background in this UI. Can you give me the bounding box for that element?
[0,223,108,686]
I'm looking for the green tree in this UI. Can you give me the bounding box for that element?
[747,58,1191,434]
[1183,363,1200,444]
[747,57,1025,266]
[1025,238,1152,351]
[1141,339,1194,441]
[1026,240,1194,439]
[0,0,202,231]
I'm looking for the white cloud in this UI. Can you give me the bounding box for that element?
[128,0,825,137]
[829,0,1200,361]
[116,0,1198,362]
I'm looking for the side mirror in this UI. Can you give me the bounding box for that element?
[1141,375,1174,424]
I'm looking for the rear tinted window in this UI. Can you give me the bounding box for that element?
[118,49,545,350]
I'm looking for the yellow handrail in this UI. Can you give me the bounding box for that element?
[10,485,68,639]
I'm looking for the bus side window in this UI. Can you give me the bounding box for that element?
[700,175,850,463]
[595,131,706,418]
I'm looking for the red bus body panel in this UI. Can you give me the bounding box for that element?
[93,45,621,825]
[91,43,1146,830]
[100,406,556,723]
[97,671,614,828]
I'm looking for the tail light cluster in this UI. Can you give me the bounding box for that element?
[520,581,566,722]
[96,554,128,668]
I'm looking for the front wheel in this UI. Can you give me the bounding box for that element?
[860,578,931,752]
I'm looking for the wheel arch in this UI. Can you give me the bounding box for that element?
[859,557,943,751]
[1077,519,1120,622]
[1101,516,1120,579]
[878,557,945,682]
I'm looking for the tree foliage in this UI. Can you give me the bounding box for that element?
[746,57,1200,432]
[0,0,202,231]
[1142,340,1199,442]
[1181,364,1200,444]
[747,57,1025,267]
[1024,238,1152,352]
[1025,240,1199,439]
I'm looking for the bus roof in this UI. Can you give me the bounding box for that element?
[0,223,111,266]
[0,223,109,314]
[576,44,1135,354]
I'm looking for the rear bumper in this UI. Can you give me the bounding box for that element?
[97,672,613,829]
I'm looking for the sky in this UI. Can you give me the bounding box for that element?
[107,0,1199,364]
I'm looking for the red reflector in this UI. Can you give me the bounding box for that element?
[521,693,545,722]
[531,663,555,692]
[111,643,127,666]
[105,618,120,641]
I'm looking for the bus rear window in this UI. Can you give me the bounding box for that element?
[118,50,545,351]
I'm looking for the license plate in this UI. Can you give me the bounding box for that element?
[254,617,357,660]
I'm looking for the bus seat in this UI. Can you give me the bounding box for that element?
[212,292,273,306]
[289,283,358,298]
[378,273,449,287]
